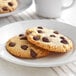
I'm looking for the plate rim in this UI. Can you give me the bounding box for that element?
[0,19,76,28]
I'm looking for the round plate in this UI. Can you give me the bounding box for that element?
[0,0,32,17]
[0,20,76,67]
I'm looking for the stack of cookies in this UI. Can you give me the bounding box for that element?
[6,26,73,59]
[0,0,18,14]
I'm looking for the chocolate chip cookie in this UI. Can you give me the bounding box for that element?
[6,34,50,58]
[26,26,73,53]
[0,0,18,14]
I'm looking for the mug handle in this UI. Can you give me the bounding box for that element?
[62,0,76,10]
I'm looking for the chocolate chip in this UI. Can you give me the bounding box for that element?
[60,37,65,39]
[53,31,59,34]
[8,2,13,6]
[42,37,50,42]
[30,49,37,58]
[61,39,68,44]
[19,34,24,37]
[33,36,40,40]
[20,36,27,40]
[37,30,43,33]
[9,42,16,47]
[2,7,8,11]
[50,35,56,37]
[37,27,43,29]
[21,45,28,50]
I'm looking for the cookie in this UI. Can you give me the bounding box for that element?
[26,26,73,53]
[6,34,50,59]
[0,0,18,13]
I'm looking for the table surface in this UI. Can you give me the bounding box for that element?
[0,1,76,76]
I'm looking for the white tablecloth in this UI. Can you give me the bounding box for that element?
[0,1,76,76]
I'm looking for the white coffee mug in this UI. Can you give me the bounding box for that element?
[35,0,76,18]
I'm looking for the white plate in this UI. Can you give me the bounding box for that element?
[0,0,32,17]
[0,20,76,67]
